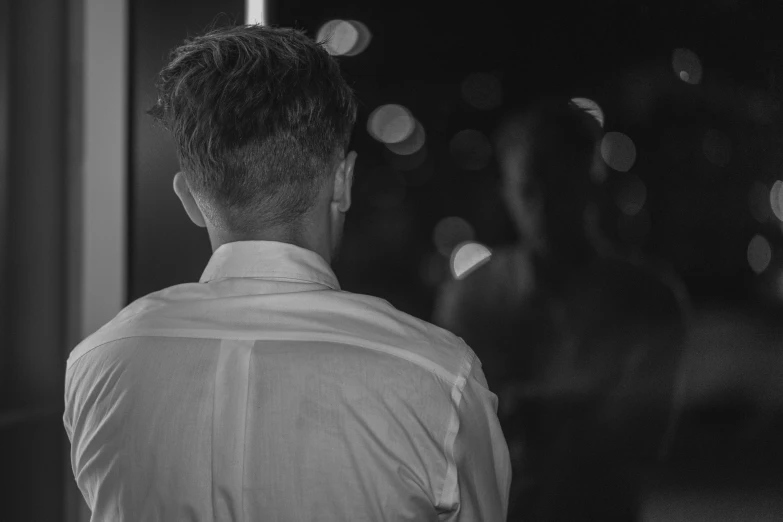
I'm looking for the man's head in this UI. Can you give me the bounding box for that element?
[148,24,359,261]
[494,96,605,256]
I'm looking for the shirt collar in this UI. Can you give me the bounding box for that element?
[199,240,340,290]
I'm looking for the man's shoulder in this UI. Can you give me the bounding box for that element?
[333,290,478,382]
[68,284,477,386]
[65,285,184,369]
[339,290,466,340]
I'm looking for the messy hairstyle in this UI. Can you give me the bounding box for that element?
[147,24,358,236]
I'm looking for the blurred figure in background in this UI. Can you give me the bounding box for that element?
[435,97,691,521]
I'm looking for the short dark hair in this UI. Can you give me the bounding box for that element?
[148,24,358,236]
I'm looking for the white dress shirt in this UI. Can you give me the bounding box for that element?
[64,240,511,521]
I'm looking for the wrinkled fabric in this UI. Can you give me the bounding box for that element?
[64,240,511,522]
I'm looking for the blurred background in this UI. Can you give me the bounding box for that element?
[2,0,783,520]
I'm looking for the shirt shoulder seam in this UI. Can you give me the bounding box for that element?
[435,349,476,512]
[67,330,468,386]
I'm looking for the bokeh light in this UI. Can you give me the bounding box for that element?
[702,128,732,167]
[672,48,703,85]
[601,131,637,172]
[385,144,429,173]
[461,72,503,110]
[449,129,493,171]
[317,19,371,56]
[433,216,475,257]
[770,180,783,222]
[367,104,415,144]
[342,20,372,56]
[450,241,492,280]
[748,234,772,274]
[570,97,605,128]
[317,20,356,56]
[749,181,771,222]
[615,173,647,216]
[385,119,426,156]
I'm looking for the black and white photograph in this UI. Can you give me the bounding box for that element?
[2,0,783,520]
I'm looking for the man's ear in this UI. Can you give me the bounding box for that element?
[173,172,207,228]
[332,151,357,213]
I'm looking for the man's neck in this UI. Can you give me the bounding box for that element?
[207,226,332,265]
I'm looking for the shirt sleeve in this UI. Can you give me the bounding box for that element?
[438,353,512,521]
[63,366,73,442]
